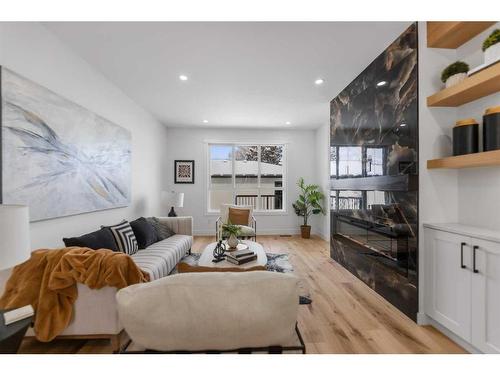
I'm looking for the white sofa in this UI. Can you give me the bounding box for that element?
[26,216,193,350]
[116,271,305,353]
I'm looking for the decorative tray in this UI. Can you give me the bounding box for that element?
[223,242,249,252]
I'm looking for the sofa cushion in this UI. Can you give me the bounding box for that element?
[103,221,139,255]
[63,228,118,251]
[131,234,192,280]
[146,217,175,240]
[130,217,158,249]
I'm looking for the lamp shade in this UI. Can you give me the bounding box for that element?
[161,191,184,208]
[0,205,30,270]
[173,193,184,208]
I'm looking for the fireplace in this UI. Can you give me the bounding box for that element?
[329,23,418,320]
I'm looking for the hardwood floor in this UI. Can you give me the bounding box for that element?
[19,235,466,354]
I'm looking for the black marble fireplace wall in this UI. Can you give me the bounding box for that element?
[329,23,418,321]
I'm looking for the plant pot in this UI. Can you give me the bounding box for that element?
[484,43,500,66]
[300,225,311,239]
[227,233,239,249]
[445,72,467,88]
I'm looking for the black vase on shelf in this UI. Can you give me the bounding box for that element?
[453,118,479,156]
[483,106,500,152]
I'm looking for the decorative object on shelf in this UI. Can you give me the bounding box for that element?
[441,61,469,88]
[453,118,479,156]
[469,29,500,76]
[174,160,195,184]
[482,29,500,65]
[0,67,131,222]
[212,240,226,263]
[162,191,184,217]
[483,106,500,152]
[221,221,241,249]
[292,177,325,239]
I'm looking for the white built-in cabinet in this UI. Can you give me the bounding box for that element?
[424,225,500,353]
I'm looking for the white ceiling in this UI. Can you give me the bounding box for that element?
[44,22,411,129]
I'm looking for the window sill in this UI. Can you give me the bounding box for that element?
[205,210,288,217]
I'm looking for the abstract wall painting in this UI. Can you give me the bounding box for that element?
[0,67,131,221]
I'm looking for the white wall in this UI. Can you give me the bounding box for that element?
[164,127,324,236]
[312,123,330,240]
[455,23,500,230]
[0,23,168,286]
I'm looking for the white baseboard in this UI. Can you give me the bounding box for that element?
[418,314,480,353]
[416,312,429,325]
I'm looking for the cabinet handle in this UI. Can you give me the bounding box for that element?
[460,242,466,269]
[473,245,479,273]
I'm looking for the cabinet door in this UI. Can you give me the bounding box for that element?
[471,238,500,353]
[424,229,472,341]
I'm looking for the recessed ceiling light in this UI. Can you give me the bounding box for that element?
[376,80,387,87]
[179,74,188,81]
[285,121,291,125]
[203,120,209,123]
[314,78,324,85]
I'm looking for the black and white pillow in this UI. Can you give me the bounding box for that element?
[104,221,138,255]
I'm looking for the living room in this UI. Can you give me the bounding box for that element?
[1,0,500,373]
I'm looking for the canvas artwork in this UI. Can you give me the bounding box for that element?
[174,160,195,183]
[0,67,131,221]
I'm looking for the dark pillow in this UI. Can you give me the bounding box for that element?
[63,228,118,251]
[146,217,175,240]
[130,217,158,249]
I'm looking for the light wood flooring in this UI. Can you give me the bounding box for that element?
[19,235,466,354]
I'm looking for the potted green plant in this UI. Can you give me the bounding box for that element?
[292,178,325,239]
[482,29,500,66]
[222,221,241,249]
[441,61,469,88]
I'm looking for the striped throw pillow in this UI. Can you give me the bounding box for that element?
[105,221,138,255]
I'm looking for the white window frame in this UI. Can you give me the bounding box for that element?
[205,141,287,216]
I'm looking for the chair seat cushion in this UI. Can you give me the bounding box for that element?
[131,234,192,280]
[237,225,255,237]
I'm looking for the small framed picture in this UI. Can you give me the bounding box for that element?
[174,160,195,184]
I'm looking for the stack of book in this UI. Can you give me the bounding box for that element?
[226,248,257,265]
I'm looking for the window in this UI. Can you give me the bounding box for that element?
[208,143,286,213]
[338,146,362,177]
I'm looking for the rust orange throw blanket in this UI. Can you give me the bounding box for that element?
[0,247,149,342]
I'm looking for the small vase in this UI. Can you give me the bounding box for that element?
[445,72,467,88]
[227,234,239,249]
[484,43,500,66]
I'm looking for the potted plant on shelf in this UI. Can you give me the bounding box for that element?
[441,61,469,88]
[222,221,241,249]
[482,29,500,66]
[292,177,325,239]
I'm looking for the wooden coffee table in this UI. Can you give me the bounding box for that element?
[178,240,267,273]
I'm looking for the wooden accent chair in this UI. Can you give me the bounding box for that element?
[216,204,257,241]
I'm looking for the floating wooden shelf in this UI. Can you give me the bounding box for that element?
[427,22,496,49]
[427,150,500,169]
[427,62,500,107]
